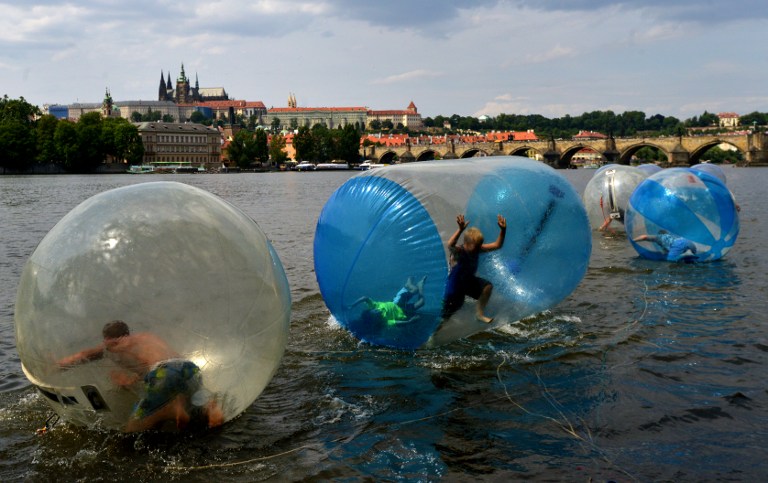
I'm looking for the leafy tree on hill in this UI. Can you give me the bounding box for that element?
[293,125,313,161]
[311,124,333,163]
[269,134,288,166]
[334,124,362,164]
[226,129,261,168]
[254,129,269,165]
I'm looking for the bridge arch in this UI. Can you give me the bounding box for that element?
[458,148,490,158]
[560,144,607,169]
[377,150,398,164]
[507,145,541,158]
[618,142,670,165]
[416,150,437,161]
[689,139,744,164]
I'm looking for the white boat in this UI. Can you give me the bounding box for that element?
[316,162,349,170]
[358,162,387,170]
[127,165,155,174]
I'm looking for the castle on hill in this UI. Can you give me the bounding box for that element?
[158,63,229,104]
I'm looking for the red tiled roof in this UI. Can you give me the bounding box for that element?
[368,110,415,116]
[267,107,367,113]
[184,100,266,109]
[573,130,607,139]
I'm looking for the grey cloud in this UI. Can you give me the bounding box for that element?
[329,0,500,29]
[510,0,767,23]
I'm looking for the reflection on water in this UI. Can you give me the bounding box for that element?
[1,168,768,480]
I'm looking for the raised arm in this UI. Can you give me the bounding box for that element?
[446,214,469,249]
[481,215,506,251]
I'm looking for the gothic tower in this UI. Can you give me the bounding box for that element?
[102,88,114,117]
[175,63,191,103]
[158,71,168,101]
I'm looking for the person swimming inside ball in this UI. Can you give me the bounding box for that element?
[633,230,699,263]
[442,214,506,323]
[351,275,427,326]
[57,320,224,432]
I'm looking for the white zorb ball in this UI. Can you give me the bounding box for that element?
[15,182,290,430]
[582,165,648,232]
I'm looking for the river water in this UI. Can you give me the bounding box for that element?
[1,167,766,481]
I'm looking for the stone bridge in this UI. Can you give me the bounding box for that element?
[363,132,767,168]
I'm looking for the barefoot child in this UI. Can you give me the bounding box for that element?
[442,214,506,323]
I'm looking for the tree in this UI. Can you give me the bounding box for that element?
[334,124,361,164]
[189,110,206,124]
[73,112,105,172]
[269,134,289,165]
[369,119,382,131]
[311,124,332,163]
[293,126,313,161]
[226,129,261,168]
[131,111,143,122]
[0,95,40,125]
[254,129,269,165]
[54,120,79,170]
[0,120,36,170]
[35,114,59,164]
[271,117,281,132]
[112,120,144,164]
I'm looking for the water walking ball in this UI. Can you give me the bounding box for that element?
[14,182,291,431]
[636,163,662,176]
[626,168,739,262]
[313,157,592,349]
[582,165,648,232]
[690,162,727,185]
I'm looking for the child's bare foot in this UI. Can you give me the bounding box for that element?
[207,403,224,428]
[476,314,493,324]
[172,399,190,430]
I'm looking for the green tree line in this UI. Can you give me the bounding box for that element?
[1,96,144,172]
[292,124,362,164]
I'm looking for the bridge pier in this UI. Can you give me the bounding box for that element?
[667,141,690,166]
[603,137,621,164]
[746,131,768,166]
[543,151,560,168]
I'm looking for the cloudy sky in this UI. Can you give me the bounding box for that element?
[1,0,765,120]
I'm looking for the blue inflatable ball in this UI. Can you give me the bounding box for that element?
[15,182,291,431]
[314,157,592,349]
[636,163,662,175]
[626,168,739,262]
[582,165,648,232]
[690,162,727,185]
